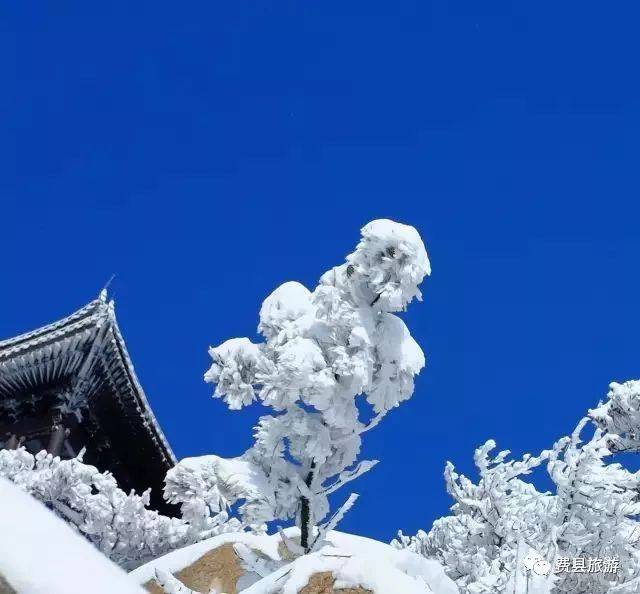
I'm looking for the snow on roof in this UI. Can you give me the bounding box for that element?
[0,477,147,594]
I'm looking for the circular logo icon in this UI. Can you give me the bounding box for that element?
[523,554,551,576]
[533,558,551,576]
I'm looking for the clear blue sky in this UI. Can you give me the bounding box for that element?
[2,1,640,542]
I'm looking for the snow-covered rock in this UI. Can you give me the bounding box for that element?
[131,529,458,594]
[0,477,146,594]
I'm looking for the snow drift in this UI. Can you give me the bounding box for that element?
[0,477,146,594]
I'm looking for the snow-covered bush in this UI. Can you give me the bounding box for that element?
[396,386,640,594]
[394,442,554,593]
[0,447,241,569]
[204,219,430,552]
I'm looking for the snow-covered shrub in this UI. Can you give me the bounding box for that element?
[395,385,640,594]
[394,441,554,593]
[0,448,241,569]
[204,219,430,552]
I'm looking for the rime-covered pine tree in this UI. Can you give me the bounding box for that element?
[203,219,430,552]
[395,383,640,594]
[394,441,554,593]
[546,419,640,593]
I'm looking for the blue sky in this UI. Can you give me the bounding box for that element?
[2,1,640,542]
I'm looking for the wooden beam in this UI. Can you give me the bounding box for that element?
[47,424,70,456]
[4,434,20,450]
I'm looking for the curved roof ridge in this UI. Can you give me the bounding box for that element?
[0,292,176,467]
[0,294,107,351]
[107,302,177,465]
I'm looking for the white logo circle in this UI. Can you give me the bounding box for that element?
[523,554,551,576]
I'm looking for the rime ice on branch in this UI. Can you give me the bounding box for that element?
[396,382,640,594]
[202,219,430,552]
[589,380,640,453]
[0,447,242,569]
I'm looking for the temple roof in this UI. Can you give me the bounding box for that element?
[0,292,177,512]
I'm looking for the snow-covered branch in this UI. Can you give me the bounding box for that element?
[396,382,640,594]
[320,460,378,496]
[590,380,640,453]
[311,493,359,551]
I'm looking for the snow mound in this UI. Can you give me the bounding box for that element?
[0,477,146,594]
[131,529,458,594]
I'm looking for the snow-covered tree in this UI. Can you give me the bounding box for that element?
[204,219,430,552]
[394,441,554,593]
[546,419,640,593]
[0,447,242,569]
[395,384,640,594]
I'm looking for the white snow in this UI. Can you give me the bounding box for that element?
[203,220,431,547]
[165,454,273,531]
[0,477,146,594]
[0,447,241,570]
[258,281,315,342]
[396,387,640,593]
[130,531,281,586]
[131,529,458,594]
[589,380,640,453]
[205,338,263,410]
[345,218,431,312]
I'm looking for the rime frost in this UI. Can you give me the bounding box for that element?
[203,219,430,551]
[164,454,271,533]
[395,384,640,593]
[589,380,640,453]
[0,448,244,569]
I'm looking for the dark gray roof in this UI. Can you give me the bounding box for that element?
[0,291,176,484]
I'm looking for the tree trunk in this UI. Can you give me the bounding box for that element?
[300,461,316,552]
